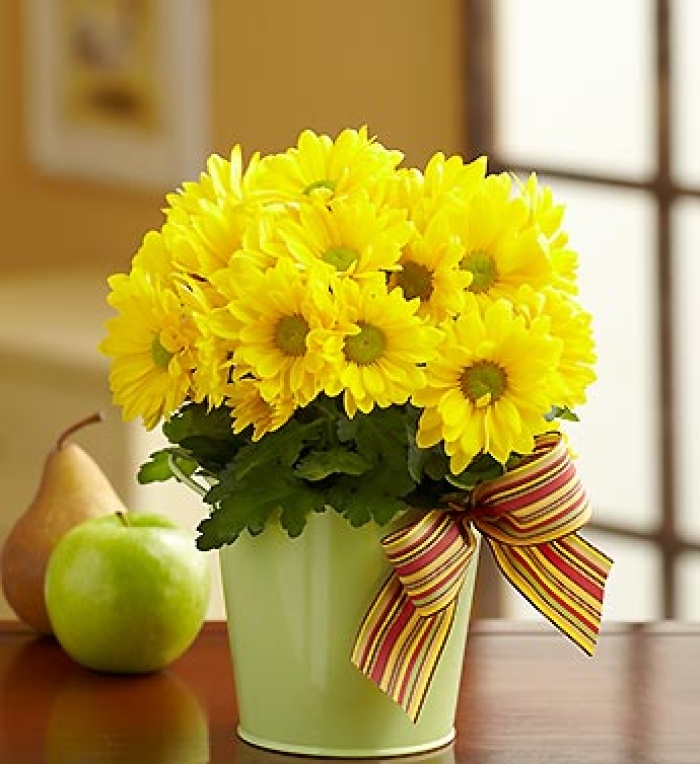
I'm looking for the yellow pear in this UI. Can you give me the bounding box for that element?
[1,413,127,634]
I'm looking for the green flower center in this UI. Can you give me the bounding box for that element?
[344,323,386,365]
[151,333,174,370]
[303,179,337,195]
[460,360,507,406]
[323,246,358,272]
[393,261,434,301]
[275,314,309,357]
[462,249,497,293]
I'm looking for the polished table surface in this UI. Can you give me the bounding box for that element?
[0,620,698,763]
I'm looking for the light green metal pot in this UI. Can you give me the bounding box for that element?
[219,509,479,758]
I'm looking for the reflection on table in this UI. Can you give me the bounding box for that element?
[1,621,699,763]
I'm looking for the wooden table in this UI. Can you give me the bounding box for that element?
[0,620,698,763]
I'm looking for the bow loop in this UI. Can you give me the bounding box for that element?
[382,512,478,618]
[469,432,592,546]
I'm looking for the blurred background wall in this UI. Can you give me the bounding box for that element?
[0,0,466,277]
[0,0,467,620]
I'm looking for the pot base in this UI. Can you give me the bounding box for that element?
[237,727,456,759]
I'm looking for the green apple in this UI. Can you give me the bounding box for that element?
[44,512,210,673]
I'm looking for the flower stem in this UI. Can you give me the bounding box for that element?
[167,454,208,497]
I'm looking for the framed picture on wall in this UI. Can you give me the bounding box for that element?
[24,0,209,189]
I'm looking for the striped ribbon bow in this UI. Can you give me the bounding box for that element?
[351,432,613,722]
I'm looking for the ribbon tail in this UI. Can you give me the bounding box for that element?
[351,574,457,722]
[486,532,613,655]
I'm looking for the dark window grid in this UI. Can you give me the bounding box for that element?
[465,0,697,618]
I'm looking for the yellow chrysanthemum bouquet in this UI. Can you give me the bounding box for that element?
[101,127,596,551]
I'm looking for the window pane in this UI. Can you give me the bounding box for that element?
[678,552,700,619]
[536,181,659,530]
[672,0,700,187]
[494,0,654,178]
[502,532,661,621]
[673,200,700,544]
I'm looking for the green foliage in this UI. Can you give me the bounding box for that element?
[294,449,370,481]
[139,398,558,550]
[196,475,326,550]
[163,403,245,472]
[329,407,417,527]
[446,453,505,491]
[195,418,326,549]
[545,405,579,423]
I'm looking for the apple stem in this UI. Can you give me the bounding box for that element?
[57,412,104,449]
[116,511,130,527]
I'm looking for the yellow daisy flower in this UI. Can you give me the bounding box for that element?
[412,153,488,230]
[226,377,295,441]
[164,145,262,218]
[387,212,469,324]
[161,145,269,279]
[322,279,443,417]
[100,271,197,429]
[129,230,178,285]
[164,201,252,279]
[413,300,562,473]
[517,285,596,409]
[378,154,486,234]
[519,174,579,294]
[254,127,403,201]
[178,276,235,410]
[273,193,412,284]
[520,174,567,246]
[422,152,487,200]
[209,258,339,406]
[454,173,552,310]
[547,295,596,408]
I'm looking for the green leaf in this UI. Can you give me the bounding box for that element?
[407,439,450,484]
[336,412,358,443]
[137,450,198,484]
[337,407,401,456]
[159,403,247,472]
[278,486,326,536]
[545,405,580,422]
[174,435,237,471]
[446,452,505,491]
[230,420,320,481]
[327,480,406,527]
[164,403,238,443]
[423,449,451,481]
[294,449,370,481]
[326,407,417,528]
[196,493,260,550]
[338,407,407,468]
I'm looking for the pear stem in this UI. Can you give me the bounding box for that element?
[116,511,130,527]
[57,412,104,449]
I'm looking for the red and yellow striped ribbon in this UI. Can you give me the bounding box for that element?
[351,432,612,722]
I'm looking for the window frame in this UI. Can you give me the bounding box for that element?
[464,0,700,619]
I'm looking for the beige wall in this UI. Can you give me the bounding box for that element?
[1,0,466,275]
[0,0,468,621]
[209,1,467,161]
[0,3,163,276]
